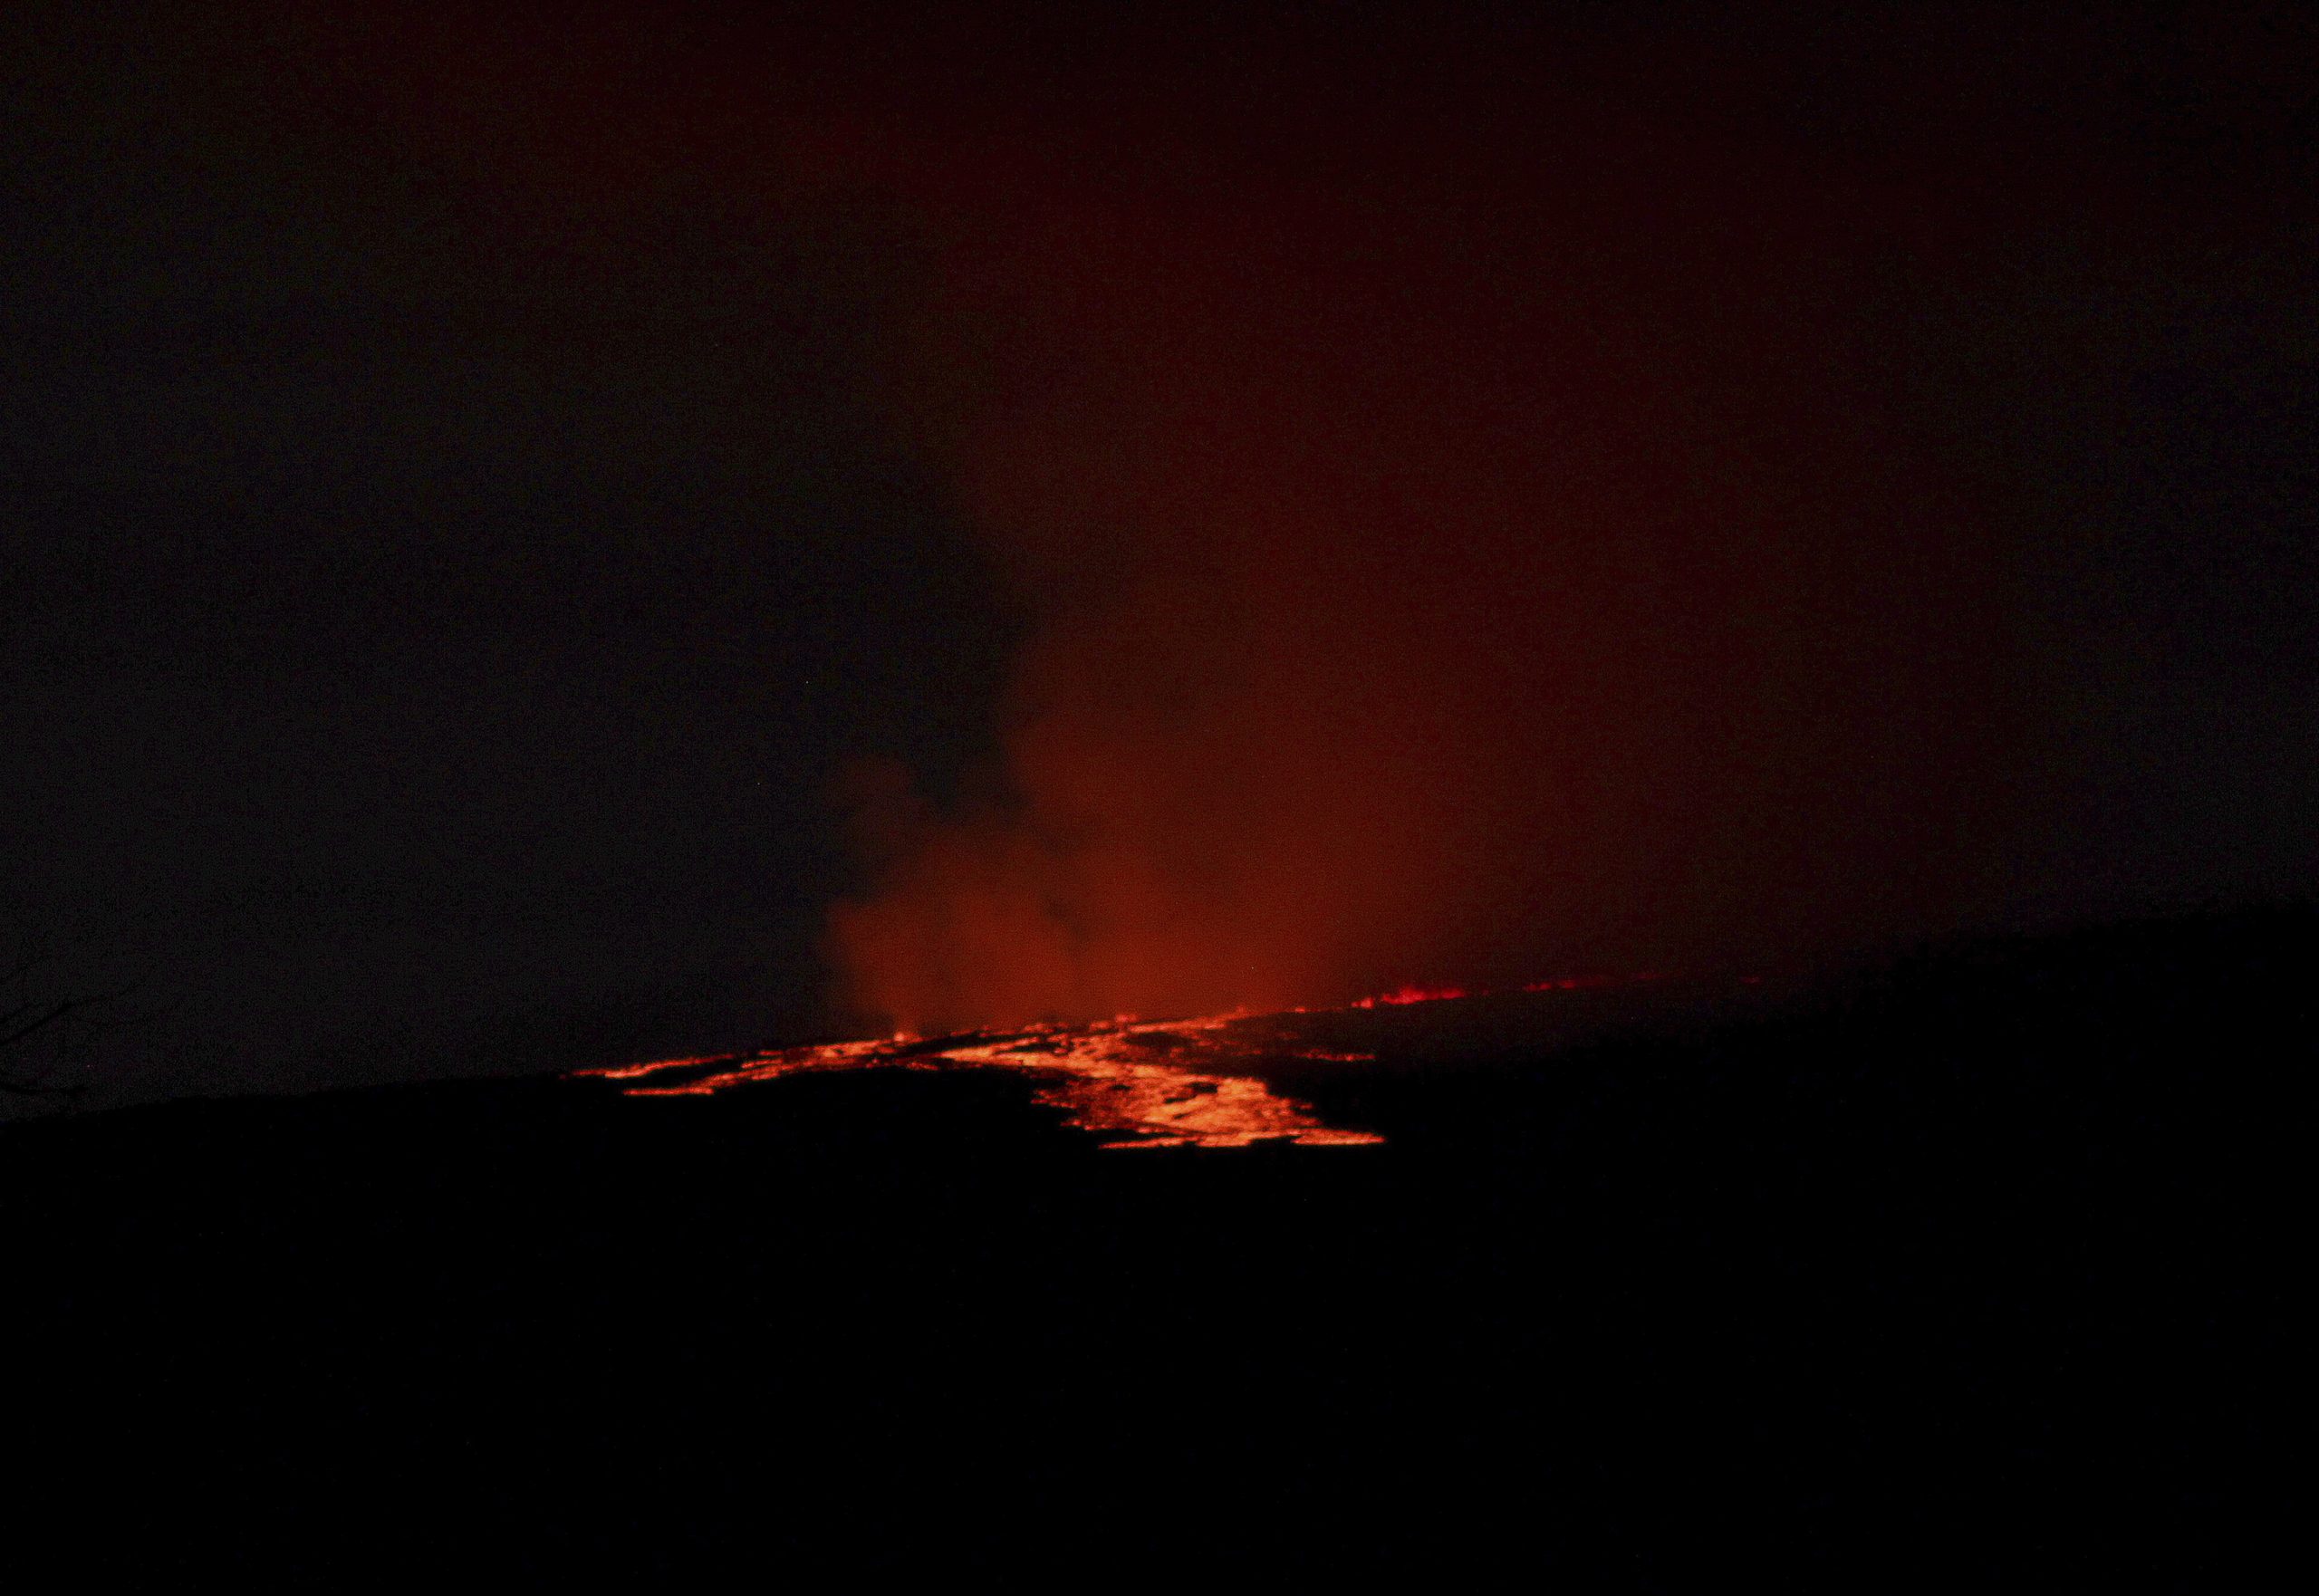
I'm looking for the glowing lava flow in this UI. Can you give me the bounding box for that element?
[577,1012,1385,1149]
[579,978,1672,1146]
[1351,985,1469,1008]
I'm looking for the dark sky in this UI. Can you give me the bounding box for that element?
[5,3,2314,1096]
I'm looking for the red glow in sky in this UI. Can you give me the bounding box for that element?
[798,25,2019,1034]
[314,8,2036,1037]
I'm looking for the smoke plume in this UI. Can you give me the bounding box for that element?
[813,25,2017,1033]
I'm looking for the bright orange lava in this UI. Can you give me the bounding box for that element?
[580,978,1669,1147]
[576,1012,1384,1149]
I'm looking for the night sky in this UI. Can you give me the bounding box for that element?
[5,3,2314,1099]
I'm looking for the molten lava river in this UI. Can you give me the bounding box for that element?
[579,1009,1389,1149]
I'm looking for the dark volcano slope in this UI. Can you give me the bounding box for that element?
[5,909,2301,1583]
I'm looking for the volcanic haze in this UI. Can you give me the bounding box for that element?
[810,19,2021,1034]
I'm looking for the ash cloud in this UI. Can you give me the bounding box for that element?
[274,4,2316,1043]
[814,34,2023,1033]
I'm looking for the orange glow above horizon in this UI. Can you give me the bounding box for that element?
[1352,985,1469,1009]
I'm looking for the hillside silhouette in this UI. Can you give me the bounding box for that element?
[5,908,2301,1582]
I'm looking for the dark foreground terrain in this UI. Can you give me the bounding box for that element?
[5,909,2302,1584]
